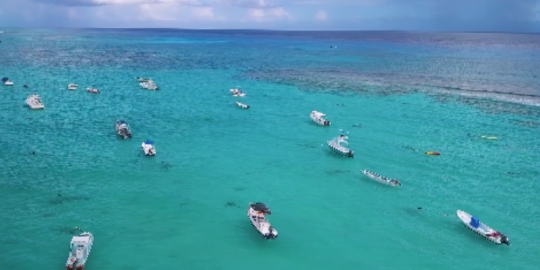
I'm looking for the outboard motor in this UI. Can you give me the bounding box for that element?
[347,151,354,158]
[500,234,510,245]
[324,120,330,126]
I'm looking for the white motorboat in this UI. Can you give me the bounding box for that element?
[115,120,132,139]
[68,84,78,90]
[235,101,250,109]
[2,77,13,86]
[361,169,401,186]
[141,140,156,156]
[310,110,331,126]
[327,130,354,157]
[139,80,159,90]
[456,210,510,245]
[25,94,45,109]
[86,87,100,94]
[136,77,151,82]
[230,88,246,97]
[66,231,94,270]
[247,202,278,240]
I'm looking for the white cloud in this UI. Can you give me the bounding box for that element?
[247,7,291,22]
[91,0,200,5]
[315,10,327,21]
[192,6,214,19]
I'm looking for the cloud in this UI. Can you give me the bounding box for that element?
[248,7,291,22]
[33,0,202,6]
[315,10,327,21]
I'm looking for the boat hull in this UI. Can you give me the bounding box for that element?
[361,170,400,186]
[66,232,93,270]
[142,143,156,156]
[456,210,508,245]
[247,206,278,240]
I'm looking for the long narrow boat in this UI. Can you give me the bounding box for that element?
[361,169,401,186]
[456,210,510,245]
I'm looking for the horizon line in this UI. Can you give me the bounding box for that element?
[1,27,539,35]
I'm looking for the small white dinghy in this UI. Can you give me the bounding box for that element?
[26,94,45,109]
[247,202,278,240]
[310,110,331,126]
[361,169,401,186]
[2,77,13,86]
[141,140,156,156]
[68,84,77,90]
[66,231,94,270]
[327,130,354,158]
[139,80,159,90]
[456,210,510,245]
[235,101,250,109]
[86,87,100,94]
[230,88,246,97]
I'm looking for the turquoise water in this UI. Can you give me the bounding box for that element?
[0,29,539,270]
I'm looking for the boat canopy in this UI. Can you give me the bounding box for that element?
[1,77,8,82]
[144,140,154,145]
[251,202,271,213]
[117,120,127,124]
[470,216,480,228]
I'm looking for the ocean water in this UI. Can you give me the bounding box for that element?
[0,29,539,270]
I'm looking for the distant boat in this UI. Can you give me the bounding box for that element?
[2,77,13,86]
[139,80,159,90]
[86,87,100,94]
[26,94,45,109]
[68,84,77,90]
[115,120,132,139]
[230,88,246,97]
[361,169,401,186]
[310,110,331,126]
[327,130,354,157]
[235,101,250,109]
[141,140,156,156]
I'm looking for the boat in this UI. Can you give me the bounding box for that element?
[361,169,401,186]
[86,88,100,94]
[25,94,45,109]
[65,231,94,270]
[2,77,13,86]
[247,202,278,240]
[68,84,78,90]
[115,120,132,139]
[327,130,354,157]
[481,135,498,140]
[139,79,159,90]
[230,88,246,97]
[456,210,510,245]
[136,77,151,82]
[141,140,156,156]
[425,151,440,156]
[235,101,250,109]
[310,110,331,126]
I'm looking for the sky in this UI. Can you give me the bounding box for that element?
[0,0,539,32]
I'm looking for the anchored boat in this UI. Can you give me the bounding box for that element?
[327,130,354,157]
[456,210,510,245]
[66,231,93,270]
[2,77,13,86]
[230,88,246,97]
[68,84,77,90]
[115,120,132,139]
[139,79,159,90]
[247,202,278,240]
[310,110,331,126]
[141,140,156,156]
[25,94,45,109]
[361,169,401,186]
[235,101,250,109]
